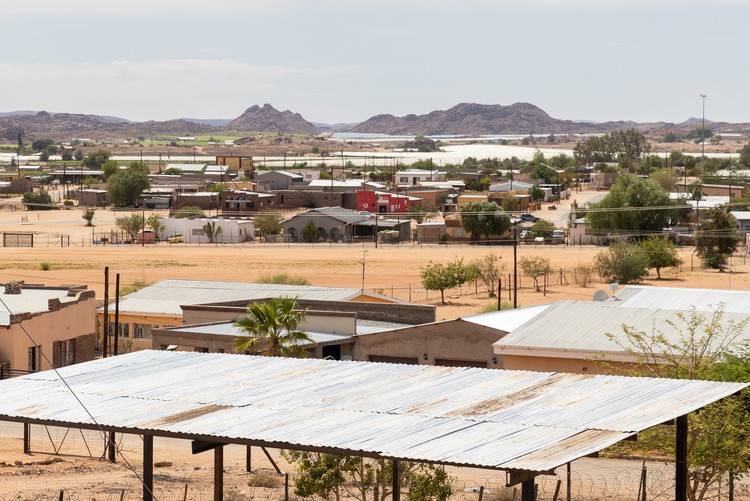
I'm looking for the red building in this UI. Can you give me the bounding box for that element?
[357,191,415,214]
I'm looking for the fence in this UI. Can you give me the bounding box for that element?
[1,418,748,501]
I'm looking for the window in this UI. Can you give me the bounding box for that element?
[54,339,76,368]
[28,346,41,371]
[192,229,205,236]
[117,323,130,339]
[133,323,151,339]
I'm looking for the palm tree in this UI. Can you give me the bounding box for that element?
[233,297,312,358]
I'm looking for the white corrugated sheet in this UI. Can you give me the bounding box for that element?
[0,351,743,473]
[611,285,750,313]
[101,279,377,316]
[494,300,750,356]
[463,305,550,332]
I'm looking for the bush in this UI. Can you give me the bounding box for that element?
[173,206,205,219]
[246,473,280,488]
[593,243,649,283]
[257,273,310,286]
[63,200,74,206]
[40,262,51,271]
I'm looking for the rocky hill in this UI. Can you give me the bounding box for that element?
[226,104,318,134]
[0,111,212,142]
[351,102,623,135]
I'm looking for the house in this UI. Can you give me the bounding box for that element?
[0,282,97,374]
[357,190,421,214]
[282,207,410,243]
[355,305,549,367]
[730,211,750,232]
[215,156,253,174]
[164,163,207,175]
[568,217,597,245]
[416,221,446,243]
[394,169,445,187]
[77,189,108,207]
[255,170,304,191]
[493,286,750,374]
[489,180,535,193]
[159,217,255,243]
[220,190,275,214]
[99,279,412,352]
[273,190,343,210]
[174,191,219,211]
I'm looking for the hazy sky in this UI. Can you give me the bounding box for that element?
[3,0,748,125]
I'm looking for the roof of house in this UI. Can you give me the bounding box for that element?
[730,211,750,221]
[308,180,366,188]
[286,207,370,225]
[462,305,551,332]
[0,350,743,473]
[608,285,750,313]
[165,163,207,173]
[257,170,303,179]
[101,279,395,316]
[489,181,534,192]
[493,300,750,359]
[164,322,353,347]
[0,286,83,326]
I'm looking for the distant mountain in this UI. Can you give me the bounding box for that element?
[0,111,212,141]
[226,104,318,134]
[312,122,357,133]
[351,102,626,135]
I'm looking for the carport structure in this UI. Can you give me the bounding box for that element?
[0,351,745,501]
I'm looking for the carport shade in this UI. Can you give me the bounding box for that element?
[0,350,744,474]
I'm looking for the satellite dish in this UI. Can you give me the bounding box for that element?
[609,282,621,301]
[593,290,608,302]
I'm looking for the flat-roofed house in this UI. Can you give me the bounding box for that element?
[0,283,97,374]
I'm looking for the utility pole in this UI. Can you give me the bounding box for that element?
[700,94,707,174]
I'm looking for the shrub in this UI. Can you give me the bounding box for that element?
[246,473,280,488]
[40,262,51,271]
[257,273,310,286]
[593,243,649,283]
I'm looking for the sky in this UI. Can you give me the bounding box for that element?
[2,0,749,125]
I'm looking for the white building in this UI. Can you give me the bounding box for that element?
[160,217,254,243]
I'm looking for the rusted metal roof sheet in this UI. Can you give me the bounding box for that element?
[0,351,744,473]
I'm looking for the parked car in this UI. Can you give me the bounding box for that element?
[167,234,184,243]
[519,213,539,223]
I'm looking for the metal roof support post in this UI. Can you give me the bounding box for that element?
[521,478,535,501]
[245,445,252,472]
[107,431,116,462]
[676,414,688,501]
[143,434,154,501]
[392,459,400,501]
[214,445,224,501]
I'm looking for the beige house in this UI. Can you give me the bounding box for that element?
[0,283,97,374]
[100,279,415,353]
[494,286,750,374]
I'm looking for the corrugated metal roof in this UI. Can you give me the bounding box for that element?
[102,279,372,316]
[166,322,353,346]
[494,300,750,355]
[463,305,551,332]
[0,351,743,473]
[612,285,750,313]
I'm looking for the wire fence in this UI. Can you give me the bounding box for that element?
[2,421,750,501]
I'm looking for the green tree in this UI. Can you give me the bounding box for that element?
[459,201,511,241]
[101,159,119,181]
[530,219,555,239]
[302,220,321,243]
[146,214,164,236]
[254,212,283,235]
[163,167,183,175]
[529,184,545,201]
[82,149,111,169]
[107,163,150,207]
[593,243,649,283]
[82,208,95,226]
[586,174,671,236]
[115,213,144,241]
[22,188,53,210]
[604,306,750,501]
[739,143,750,168]
[420,259,471,304]
[471,253,506,297]
[202,221,224,243]
[519,255,552,292]
[649,168,678,191]
[233,297,312,357]
[638,236,682,279]
[31,138,54,152]
[695,207,740,268]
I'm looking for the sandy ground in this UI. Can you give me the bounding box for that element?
[1,191,749,499]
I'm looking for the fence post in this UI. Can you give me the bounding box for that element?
[478,486,484,501]
[23,423,30,453]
